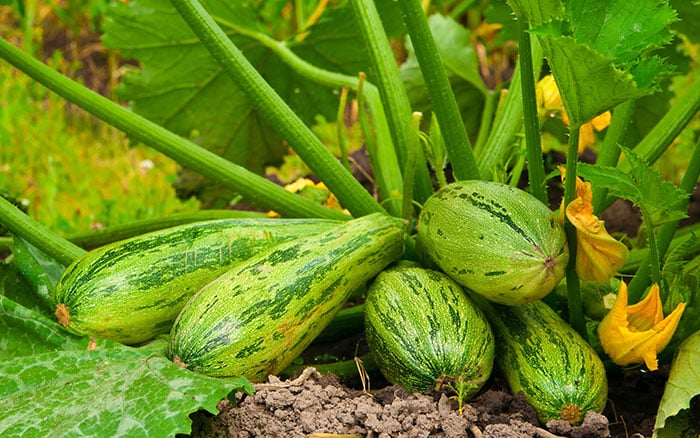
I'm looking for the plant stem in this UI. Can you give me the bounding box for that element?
[357,73,403,216]
[68,210,267,249]
[396,0,480,181]
[215,17,403,217]
[478,37,543,178]
[337,87,352,172]
[517,18,547,204]
[622,221,700,274]
[591,99,636,214]
[350,0,434,203]
[508,137,527,187]
[473,88,498,157]
[170,0,382,218]
[403,113,422,226]
[283,353,377,379]
[639,205,662,288]
[627,136,700,302]
[563,127,586,337]
[617,76,700,172]
[0,38,347,221]
[312,304,365,344]
[0,196,85,266]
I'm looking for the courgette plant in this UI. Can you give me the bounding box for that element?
[1,0,699,436]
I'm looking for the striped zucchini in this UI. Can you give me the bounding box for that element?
[417,180,568,305]
[482,299,608,424]
[52,218,342,344]
[365,263,495,395]
[168,213,405,381]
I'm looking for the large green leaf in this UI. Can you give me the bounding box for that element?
[654,330,700,436]
[512,0,676,126]
[102,0,367,207]
[0,295,251,437]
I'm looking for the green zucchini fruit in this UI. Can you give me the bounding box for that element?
[365,263,495,395]
[168,212,405,381]
[481,299,608,424]
[417,180,568,305]
[53,218,342,344]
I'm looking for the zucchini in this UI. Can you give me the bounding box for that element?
[417,180,568,305]
[365,263,495,395]
[481,299,608,424]
[168,213,405,381]
[53,218,342,344]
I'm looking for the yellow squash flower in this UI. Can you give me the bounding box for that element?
[536,75,611,153]
[267,178,349,217]
[598,282,686,371]
[560,168,628,282]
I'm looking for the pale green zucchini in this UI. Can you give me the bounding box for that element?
[53,218,342,344]
[417,180,569,305]
[168,213,405,381]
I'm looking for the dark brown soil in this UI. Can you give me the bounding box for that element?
[184,352,673,438]
[188,369,613,438]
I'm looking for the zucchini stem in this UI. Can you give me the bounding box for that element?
[0,196,86,266]
[396,0,481,181]
[170,0,382,218]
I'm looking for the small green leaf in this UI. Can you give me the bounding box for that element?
[654,330,700,433]
[578,146,688,227]
[514,0,676,126]
[505,0,565,24]
[0,296,249,436]
[621,146,689,226]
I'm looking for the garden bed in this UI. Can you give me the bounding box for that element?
[188,366,668,437]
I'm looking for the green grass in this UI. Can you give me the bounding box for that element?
[0,59,199,236]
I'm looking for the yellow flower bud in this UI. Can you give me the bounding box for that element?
[598,282,686,371]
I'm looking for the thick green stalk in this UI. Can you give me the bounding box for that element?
[517,19,547,204]
[591,99,636,214]
[638,206,662,288]
[563,127,586,337]
[627,136,700,302]
[337,87,352,172]
[473,88,498,157]
[0,196,85,266]
[283,353,377,379]
[350,0,434,203]
[619,76,700,171]
[216,18,403,216]
[170,0,382,217]
[403,113,422,225]
[396,0,480,181]
[478,38,543,177]
[357,74,403,215]
[0,237,11,252]
[68,210,266,249]
[0,38,347,220]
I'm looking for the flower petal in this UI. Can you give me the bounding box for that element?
[567,198,628,283]
[598,282,687,371]
[627,284,664,330]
